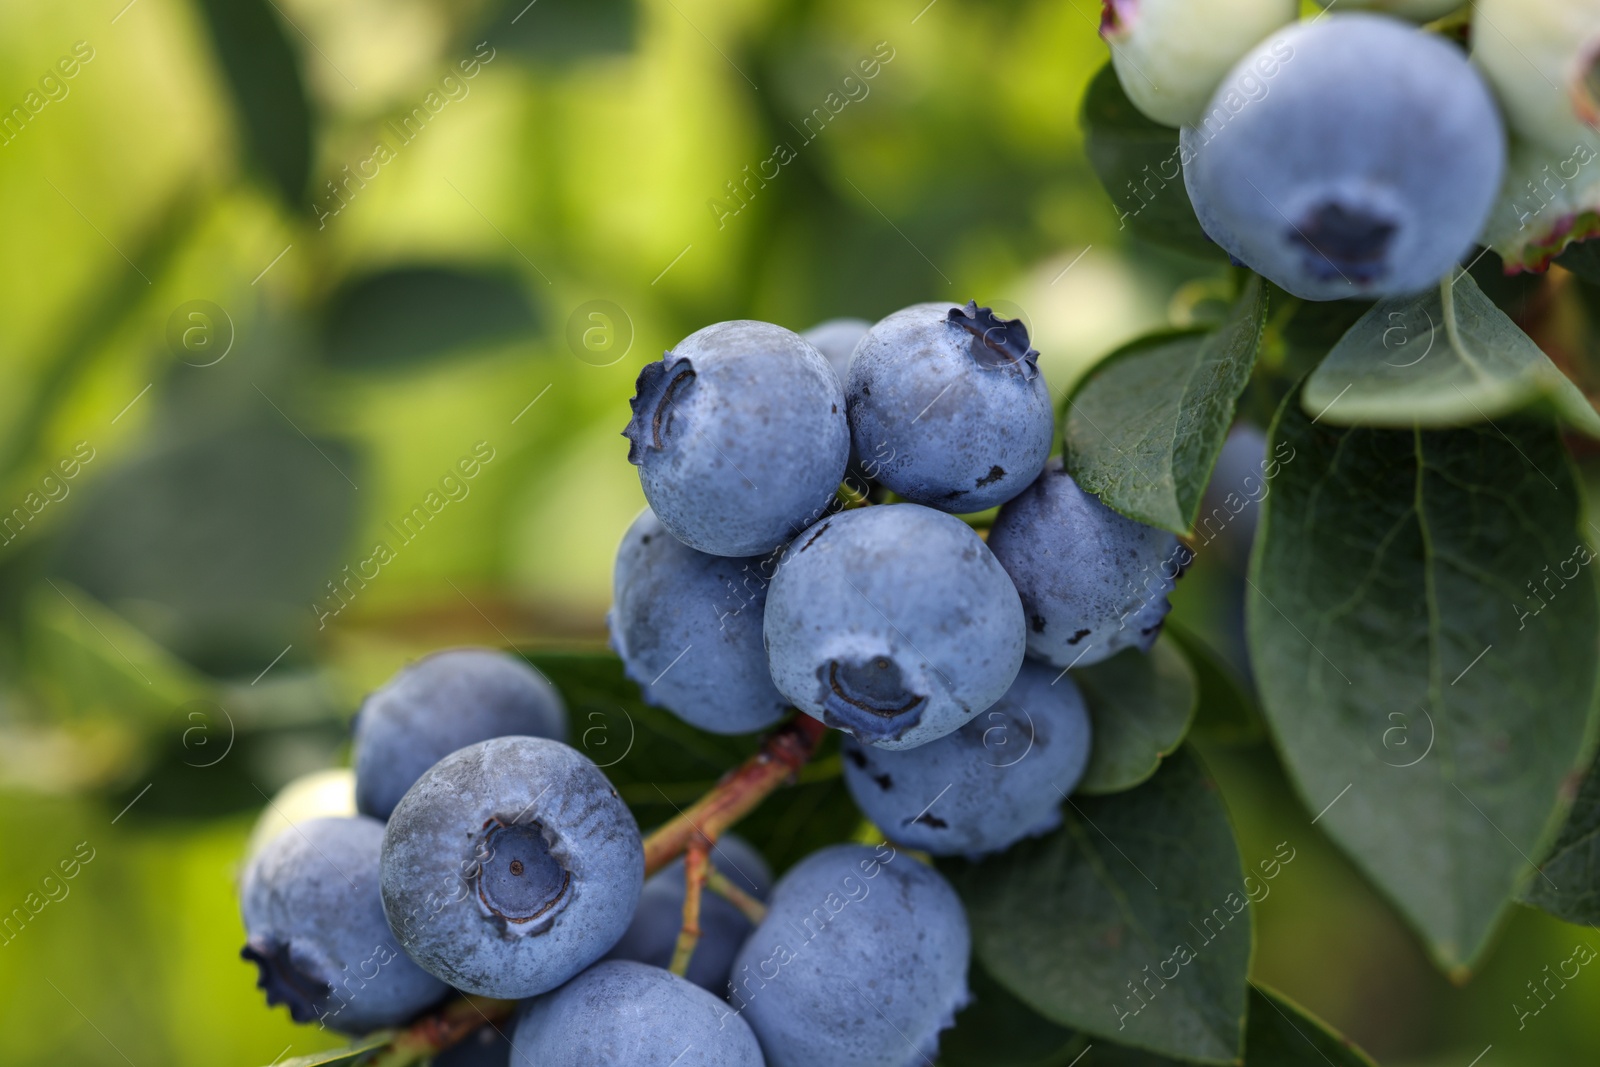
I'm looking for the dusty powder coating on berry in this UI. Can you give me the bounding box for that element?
[379,737,643,999]
[802,316,871,383]
[609,508,790,735]
[514,959,766,1066]
[605,834,773,992]
[764,504,1027,751]
[1181,14,1506,301]
[624,320,849,558]
[352,648,567,819]
[986,460,1180,669]
[240,816,447,1034]
[728,844,971,1067]
[841,661,1092,857]
[846,301,1053,513]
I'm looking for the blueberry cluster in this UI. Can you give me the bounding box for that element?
[1104,4,1572,298]
[235,302,1181,1066]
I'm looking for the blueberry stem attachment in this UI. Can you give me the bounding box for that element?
[668,840,710,977]
[704,867,769,924]
[641,712,829,875]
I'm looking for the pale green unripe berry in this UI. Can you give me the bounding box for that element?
[1312,0,1465,20]
[1101,0,1299,128]
[1479,136,1600,273]
[1474,0,1600,155]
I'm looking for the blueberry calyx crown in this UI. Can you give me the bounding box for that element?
[475,818,571,930]
[947,301,1040,379]
[241,937,332,1024]
[818,657,928,742]
[623,354,697,464]
[1099,0,1137,39]
[1287,201,1397,285]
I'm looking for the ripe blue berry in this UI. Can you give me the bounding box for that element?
[842,662,1091,857]
[606,835,772,992]
[1181,14,1506,300]
[379,737,643,999]
[625,320,850,557]
[802,317,871,382]
[1100,0,1299,128]
[241,816,446,1033]
[609,509,790,734]
[764,504,1027,750]
[353,648,567,820]
[728,844,970,1067]
[986,461,1180,669]
[514,960,766,1066]
[847,302,1053,513]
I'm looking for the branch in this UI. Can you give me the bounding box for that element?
[368,995,516,1067]
[642,713,829,875]
[705,867,769,924]
[668,840,710,976]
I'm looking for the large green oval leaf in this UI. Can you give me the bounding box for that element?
[1065,277,1267,534]
[1248,389,1600,974]
[948,747,1250,1064]
[1075,634,1197,795]
[1303,273,1600,436]
[1521,752,1600,925]
[322,265,540,371]
[1081,63,1223,262]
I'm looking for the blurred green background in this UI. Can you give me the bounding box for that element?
[0,0,1595,1064]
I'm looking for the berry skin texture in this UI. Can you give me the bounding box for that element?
[379,737,643,1000]
[846,302,1052,513]
[605,835,772,993]
[625,320,849,557]
[513,960,766,1067]
[609,509,790,735]
[986,461,1180,669]
[240,816,447,1033]
[802,317,871,383]
[353,648,568,820]
[728,844,970,1067]
[1100,0,1299,128]
[1181,14,1506,301]
[842,662,1091,857]
[763,504,1027,751]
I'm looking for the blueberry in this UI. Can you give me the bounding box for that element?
[624,320,850,557]
[609,509,790,734]
[379,737,643,999]
[802,317,871,383]
[846,302,1052,513]
[1181,14,1506,300]
[985,460,1180,669]
[727,844,970,1067]
[353,648,568,820]
[244,768,355,864]
[841,662,1091,857]
[513,959,765,1066]
[1100,0,1299,128]
[605,834,772,992]
[240,816,447,1033]
[764,504,1027,750]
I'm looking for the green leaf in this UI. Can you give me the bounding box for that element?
[948,747,1250,1064]
[322,265,539,371]
[1521,751,1600,925]
[1064,277,1268,534]
[939,961,1086,1067]
[1248,389,1600,973]
[1164,622,1264,746]
[1303,273,1600,436]
[269,1034,389,1067]
[193,0,314,207]
[525,653,861,871]
[1081,63,1224,262]
[1074,634,1197,795]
